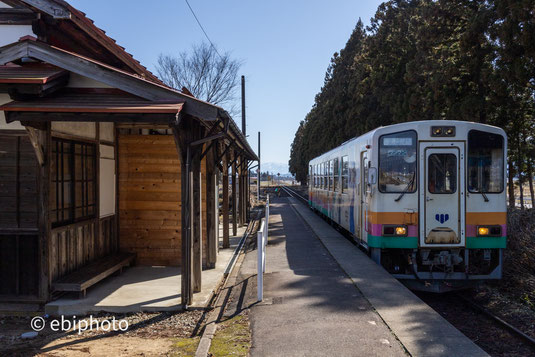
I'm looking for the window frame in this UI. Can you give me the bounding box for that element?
[333,157,339,192]
[427,153,458,194]
[328,160,334,191]
[50,138,97,228]
[467,129,505,194]
[341,155,349,193]
[378,130,418,194]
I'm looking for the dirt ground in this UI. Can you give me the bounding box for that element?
[0,310,204,357]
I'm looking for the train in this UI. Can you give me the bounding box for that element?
[308,120,507,292]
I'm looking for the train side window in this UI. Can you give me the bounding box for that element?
[333,158,339,192]
[326,162,329,189]
[324,161,328,190]
[342,156,349,192]
[316,164,319,188]
[325,161,328,190]
[329,160,334,191]
[320,163,324,189]
[379,130,417,193]
[314,164,317,188]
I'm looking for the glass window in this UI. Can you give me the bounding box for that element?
[342,156,349,192]
[468,130,504,193]
[333,158,339,192]
[315,164,318,188]
[428,154,457,194]
[379,131,417,193]
[51,139,96,227]
[319,163,323,189]
[329,160,334,191]
[324,162,328,189]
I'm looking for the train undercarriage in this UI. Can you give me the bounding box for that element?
[372,247,503,293]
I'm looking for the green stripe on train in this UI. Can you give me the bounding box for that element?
[367,235,506,249]
[465,236,506,249]
[367,234,418,248]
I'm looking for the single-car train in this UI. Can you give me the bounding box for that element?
[308,120,507,292]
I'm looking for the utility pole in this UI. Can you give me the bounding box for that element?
[257,131,260,202]
[241,75,246,136]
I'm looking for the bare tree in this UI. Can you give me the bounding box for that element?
[156,43,242,113]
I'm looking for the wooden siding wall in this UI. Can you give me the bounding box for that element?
[48,122,118,285]
[0,135,39,228]
[118,134,208,266]
[49,215,116,283]
[0,133,40,297]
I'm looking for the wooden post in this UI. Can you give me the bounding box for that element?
[244,160,249,223]
[37,124,50,300]
[172,124,192,306]
[206,146,217,268]
[246,163,250,221]
[242,161,247,224]
[222,153,230,248]
[232,154,237,237]
[238,157,244,227]
[215,169,220,253]
[191,151,202,293]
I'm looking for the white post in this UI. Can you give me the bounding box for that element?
[264,196,269,272]
[257,223,264,301]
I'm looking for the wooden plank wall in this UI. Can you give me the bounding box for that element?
[0,135,39,228]
[0,133,40,297]
[118,134,208,267]
[49,215,116,283]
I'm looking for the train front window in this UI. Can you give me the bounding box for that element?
[468,130,504,193]
[428,154,457,194]
[379,131,417,193]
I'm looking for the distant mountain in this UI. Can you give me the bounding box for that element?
[261,162,292,177]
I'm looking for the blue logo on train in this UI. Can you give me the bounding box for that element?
[435,213,449,224]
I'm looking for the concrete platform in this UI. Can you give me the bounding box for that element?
[45,226,247,316]
[241,198,407,356]
[288,197,488,357]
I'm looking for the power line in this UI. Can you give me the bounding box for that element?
[184,0,223,59]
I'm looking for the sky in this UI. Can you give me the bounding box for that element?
[69,0,384,172]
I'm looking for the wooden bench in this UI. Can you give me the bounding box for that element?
[52,252,136,298]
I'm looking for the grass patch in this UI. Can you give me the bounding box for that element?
[501,208,535,308]
[169,336,200,357]
[209,315,251,356]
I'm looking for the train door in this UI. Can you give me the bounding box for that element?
[360,152,369,244]
[419,142,465,247]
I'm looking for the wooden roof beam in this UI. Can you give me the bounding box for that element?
[19,0,71,19]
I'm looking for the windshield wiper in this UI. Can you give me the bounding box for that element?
[474,187,490,202]
[395,172,415,202]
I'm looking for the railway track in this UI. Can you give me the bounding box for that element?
[279,185,308,202]
[279,184,535,356]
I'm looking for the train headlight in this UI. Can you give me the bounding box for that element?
[477,226,502,237]
[382,225,408,237]
[431,126,455,137]
[395,226,407,236]
[478,227,490,236]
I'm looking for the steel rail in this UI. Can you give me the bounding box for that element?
[280,185,308,203]
[456,293,535,348]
